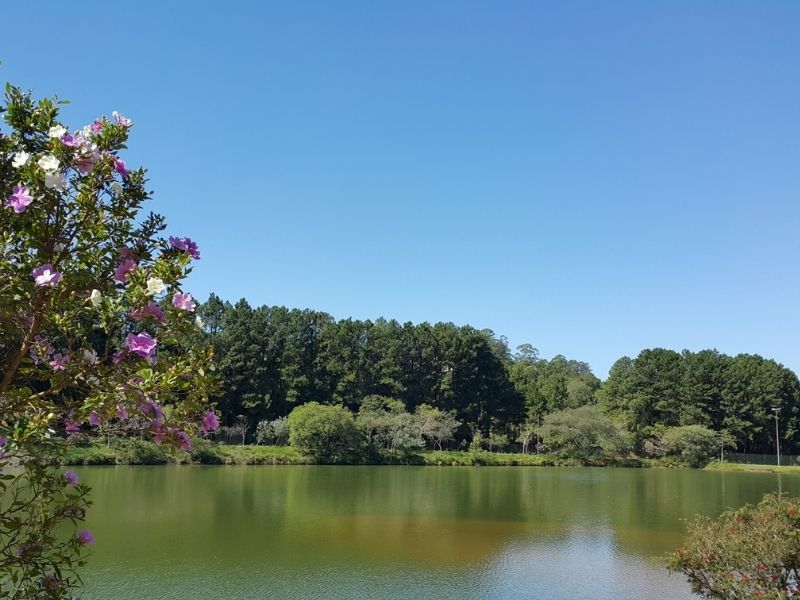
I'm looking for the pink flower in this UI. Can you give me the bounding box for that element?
[65,420,81,434]
[32,264,62,287]
[130,302,166,323]
[169,236,201,260]
[176,431,192,451]
[114,158,129,178]
[76,530,94,545]
[202,411,219,434]
[124,332,157,359]
[64,470,79,486]
[114,258,137,283]
[74,153,97,174]
[90,118,106,134]
[112,111,132,127]
[60,133,82,147]
[172,292,196,312]
[49,353,69,371]
[6,184,34,214]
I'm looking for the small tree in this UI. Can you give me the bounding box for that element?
[517,422,537,454]
[487,431,509,452]
[0,83,217,599]
[469,430,485,453]
[661,425,721,468]
[287,402,362,463]
[668,493,800,598]
[536,406,629,461]
[255,416,288,445]
[415,404,460,450]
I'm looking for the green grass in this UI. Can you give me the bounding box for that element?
[60,440,648,467]
[705,462,800,474]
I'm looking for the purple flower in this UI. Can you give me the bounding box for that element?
[113,157,129,178]
[74,153,97,174]
[114,258,137,283]
[76,530,94,545]
[202,411,219,434]
[142,399,164,422]
[30,336,54,363]
[130,302,166,323]
[88,411,101,427]
[49,353,69,371]
[172,292,196,312]
[60,133,82,147]
[90,118,106,134]
[6,184,34,214]
[32,264,62,287]
[64,470,79,486]
[0,437,6,459]
[112,111,132,127]
[176,431,192,451]
[116,403,129,421]
[124,332,157,359]
[65,420,81,434]
[169,236,201,260]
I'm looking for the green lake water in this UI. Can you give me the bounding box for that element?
[75,465,800,599]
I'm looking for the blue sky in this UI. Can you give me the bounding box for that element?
[3,1,799,377]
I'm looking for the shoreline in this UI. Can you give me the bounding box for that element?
[59,439,800,472]
[60,439,643,468]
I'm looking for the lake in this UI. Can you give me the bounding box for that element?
[76,465,800,599]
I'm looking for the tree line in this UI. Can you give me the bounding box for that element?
[199,295,800,456]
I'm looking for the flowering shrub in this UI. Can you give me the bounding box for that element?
[0,83,218,599]
[668,493,800,599]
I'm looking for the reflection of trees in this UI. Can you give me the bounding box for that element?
[82,467,800,568]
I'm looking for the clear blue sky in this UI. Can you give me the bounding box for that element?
[3,1,799,378]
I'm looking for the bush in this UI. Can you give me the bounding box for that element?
[287,402,362,463]
[537,406,629,461]
[661,425,720,468]
[189,438,225,464]
[668,493,800,598]
[255,417,289,445]
[115,438,169,465]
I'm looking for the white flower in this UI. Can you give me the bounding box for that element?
[11,151,30,168]
[82,349,98,365]
[44,171,66,191]
[48,125,67,138]
[38,154,60,172]
[89,289,103,307]
[195,315,205,330]
[146,277,167,296]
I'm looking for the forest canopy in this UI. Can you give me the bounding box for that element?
[199,295,800,456]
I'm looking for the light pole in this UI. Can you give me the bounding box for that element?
[772,407,781,466]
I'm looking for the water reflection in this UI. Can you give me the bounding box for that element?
[78,466,798,600]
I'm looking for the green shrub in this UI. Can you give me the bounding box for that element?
[189,438,225,464]
[287,402,363,463]
[668,493,800,598]
[661,425,720,468]
[115,438,170,465]
[537,406,629,461]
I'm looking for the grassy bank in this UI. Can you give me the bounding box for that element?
[60,439,646,467]
[705,462,800,475]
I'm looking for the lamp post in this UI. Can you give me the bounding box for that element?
[772,407,781,466]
